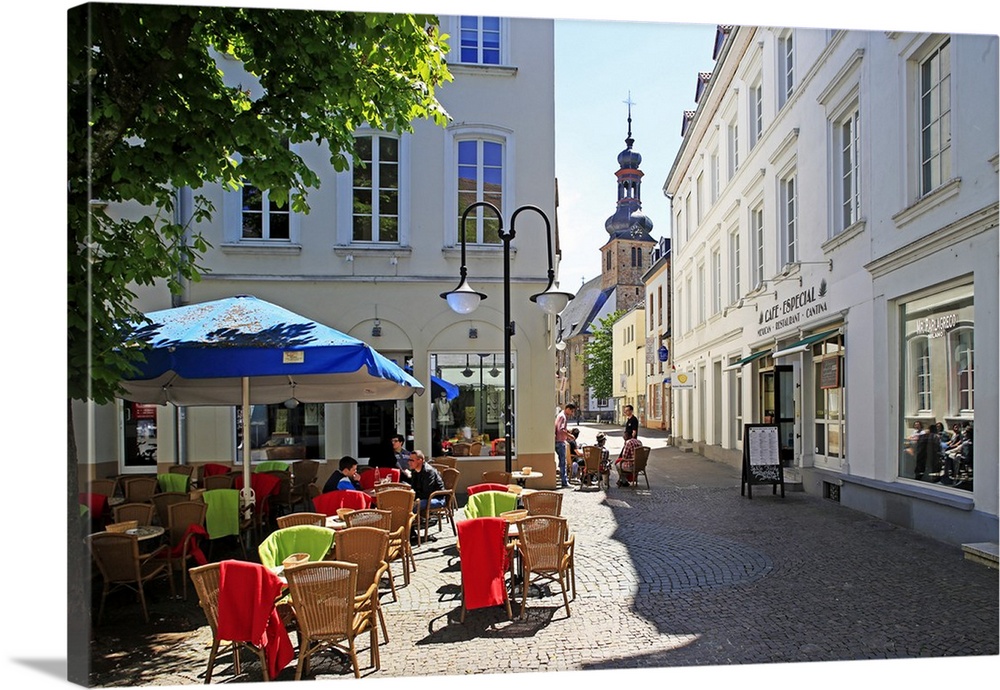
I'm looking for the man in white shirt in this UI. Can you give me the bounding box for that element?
[554,402,576,488]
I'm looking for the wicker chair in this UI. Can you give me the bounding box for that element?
[631,446,651,489]
[580,446,605,489]
[417,467,458,544]
[189,562,272,683]
[372,482,410,494]
[89,478,119,498]
[105,520,138,533]
[457,517,514,623]
[113,502,155,526]
[290,460,320,509]
[451,443,471,456]
[334,526,392,643]
[163,501,208,600]
[123,476,159,503]
[87,531,174,624]
[202,474,234,491]
[168,465,195,480]
[265,470,294,515]
[276,512,326,529]
[521,490,563,517]
[482,470,512,485]
[515,515,572,619]
[469,441,483,456]
[284,561,380,680]
[374,489,417,588]
[431,456,457,469]
[151,491,188,527]
[342,509,397,601]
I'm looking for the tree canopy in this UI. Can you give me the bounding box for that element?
[581,309,624,400]
[67,4,453,404]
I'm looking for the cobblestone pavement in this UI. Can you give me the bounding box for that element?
[85,423,998,687]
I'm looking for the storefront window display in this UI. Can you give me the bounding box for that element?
[235,403,325,463]
[813,333,845,463]
[430,352,512,453]
[121,401,159,468]
[900,282,974,490]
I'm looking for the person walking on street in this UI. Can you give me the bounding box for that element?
[623,404,639,441]
[555,403,576,488]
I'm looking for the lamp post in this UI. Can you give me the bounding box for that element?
[441,201,574,474]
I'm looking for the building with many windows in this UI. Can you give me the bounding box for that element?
[664,25,997,546]
[643,237,671,433]
[76,14,565,493]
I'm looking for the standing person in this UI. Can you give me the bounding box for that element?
[554,402,576,489]
[321,456,362,493]
[391,434,412,476]
[616,429,643,487]
[622,404,639,442]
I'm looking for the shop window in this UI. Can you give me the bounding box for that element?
[813,335,845,462]
[235,403,325,464]
[430,352,513,453]
[899,282,973,489]
[121,402,159,469]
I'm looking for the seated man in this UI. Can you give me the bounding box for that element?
[321,456,362,493]
[405,450,445,514]
[615,429,642,487]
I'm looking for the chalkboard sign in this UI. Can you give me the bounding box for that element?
[820,357,840,389]
[741,424,785,499]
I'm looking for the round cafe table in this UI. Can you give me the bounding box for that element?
[125,525,165,553]
[510,471,543,488]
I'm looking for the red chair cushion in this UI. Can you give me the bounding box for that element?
[217,560,294,679]
[312,489,373,516]
[458,517,510,611]
[466,483,509,496]
[359,467,401,490]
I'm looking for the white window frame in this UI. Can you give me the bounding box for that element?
[918,38,952,197]
[909,336,933,413]
[336,130,411,247]
[442,15,509,67]
[711,246,722,315]
[835,104,862,234]
[445,124,514,247]
[750,204,765,290]
[710,149,720,204]
[696,172,705,226]
[728,225,741,304]
[697,262,706,325]
[685,275,693,333]
[222,151,302,246]
[727,119,740,179]
[750,80,764,148]
[778,31,795,109]
[949,325,974,414]
[779,172,797,267]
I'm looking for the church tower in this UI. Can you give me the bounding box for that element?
[600,98,656,311]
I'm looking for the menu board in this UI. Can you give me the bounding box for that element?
[820,357,840,389]
[741,424,785,499]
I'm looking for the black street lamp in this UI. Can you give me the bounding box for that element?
[441,201,574,473]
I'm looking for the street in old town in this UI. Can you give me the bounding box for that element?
[77,423,998,688]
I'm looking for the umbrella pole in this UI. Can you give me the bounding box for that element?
[240,377,254,521]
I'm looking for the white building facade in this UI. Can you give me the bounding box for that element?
[664,26,998,546]
[78,15,563,493]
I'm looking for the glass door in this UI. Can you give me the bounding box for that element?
[775,365,795,465]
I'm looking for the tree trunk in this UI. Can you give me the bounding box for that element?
[67,399,91,685]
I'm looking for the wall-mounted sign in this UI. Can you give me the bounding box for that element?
[658,345,669,362]
[672,371,697,389]
[757,279,830,338]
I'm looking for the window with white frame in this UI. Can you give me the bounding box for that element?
[950,326,974,413]
[675,209,684,248]
[919,38,952,196]
[685,276,692,332]
[696,173,704,225]
[750,205,764,289]
[457,138,504,243]
[697,263,706,324]
[241,184,290,240]
[685,194,692,240]
[899,282,974,488]
[750,81,763,148]
[710,149,720,203]
[728,226,741,304]
[779,173,797,266]
[727,119,739,178]
[352,134,399,243]
[778,32,794,109]
[835,106,861,233]
[711,247,722,315]
[459,16,502,65]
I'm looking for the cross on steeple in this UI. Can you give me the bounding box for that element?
[623,92,636,145]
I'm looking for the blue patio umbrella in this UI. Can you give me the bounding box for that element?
[118,295,425,503]
[404,367,459,401]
